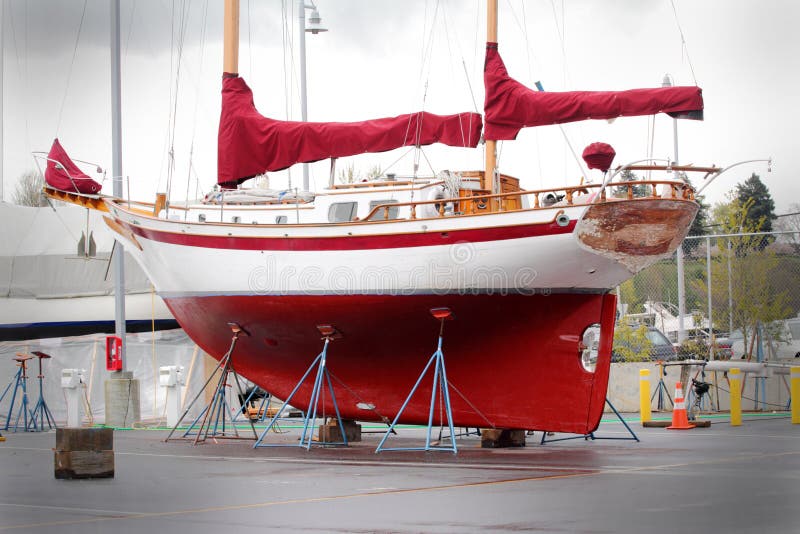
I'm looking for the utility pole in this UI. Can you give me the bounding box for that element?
[105,0,140,428]
[664,74,687,344]
[297,0,326,192]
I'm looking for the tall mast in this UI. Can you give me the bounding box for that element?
[223,0,240,74]
[484,0,498,193]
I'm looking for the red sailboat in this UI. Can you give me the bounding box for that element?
[45,0,715,434]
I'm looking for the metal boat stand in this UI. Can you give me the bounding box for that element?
[651,360,673,411]
[375,307,457,454]
[254,325,348,449]
[30,351,57,431]
[164,323,257,444]
[2,354,37,432]
[540,398,639,444]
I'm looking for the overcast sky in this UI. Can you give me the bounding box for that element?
[2,0,798,213]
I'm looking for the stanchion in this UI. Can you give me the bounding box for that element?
[30,352,57,431]
[639,369,651,424]
[729,368,742,427]
[254,325,348,449]
[164,323,258,444]
[792,366,800,425]
[375,308,457,453]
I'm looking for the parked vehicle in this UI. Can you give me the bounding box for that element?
[728,318,800,360]
[612,326,678,362]
[679,329,733,359]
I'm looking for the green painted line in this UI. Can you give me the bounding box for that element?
[605,411,791,424]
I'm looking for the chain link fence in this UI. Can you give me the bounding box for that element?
[616,230,800,361]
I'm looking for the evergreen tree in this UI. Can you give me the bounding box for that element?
[687,194,709,237]
[735,173,776,232]
[683,194,709,256]
[612,169,650,198]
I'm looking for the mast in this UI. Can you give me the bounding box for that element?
[223,0,240,74]
[484,0,498,193]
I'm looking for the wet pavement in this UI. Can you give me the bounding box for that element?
[0,413,797,533]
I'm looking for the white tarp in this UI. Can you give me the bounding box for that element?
[0,201,152,298]
[0,202,173,327]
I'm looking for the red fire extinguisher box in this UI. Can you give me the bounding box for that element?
[106,335,123,371]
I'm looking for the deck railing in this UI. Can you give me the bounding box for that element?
[362,176,707,222]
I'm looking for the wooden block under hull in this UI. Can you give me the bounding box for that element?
[481,429,526,448]
[54,450,115,479]
[54,428,114,479]
[318,419,362,442]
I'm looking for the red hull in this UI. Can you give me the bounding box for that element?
[165,292,616,434]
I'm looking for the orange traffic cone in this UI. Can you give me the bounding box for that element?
[667,382,695,430]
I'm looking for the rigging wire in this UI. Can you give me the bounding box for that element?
[54,0,88,136]
[498,1,584,184]
[407,0,441,181]
[548,0,567,87]
[184,0,209,215]
[7,2,34,182]
[247,0,252,78]
[440,2,479,148]
[669,0,699,85]
[124,0,138,59]
[282,0,296,189]
[508,0,544,185]
[165,0,192,208]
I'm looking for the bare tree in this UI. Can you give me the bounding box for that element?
[775,203,800,254]
[12,171,48,207]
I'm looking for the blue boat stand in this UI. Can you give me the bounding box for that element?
[254,327,348,449]
[30,351,57,431]
[540,397,639,444]
[375,307,457,454]
[164,323,257,444]
[1,354,38,432]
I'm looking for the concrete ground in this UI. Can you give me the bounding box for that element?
[0,413,797,533]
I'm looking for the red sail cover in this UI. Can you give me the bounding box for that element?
[582,142,616,172]
[44,138,102,194]
[218,75,483,187]
[483,43,704,141]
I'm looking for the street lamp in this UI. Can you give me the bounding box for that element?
[298,1,327,192]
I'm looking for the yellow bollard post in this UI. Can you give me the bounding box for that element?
[639,369,651,424]
[730,368,742,426]
[791,366,800,425]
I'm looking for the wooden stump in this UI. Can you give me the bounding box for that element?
[54,428,114,479]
